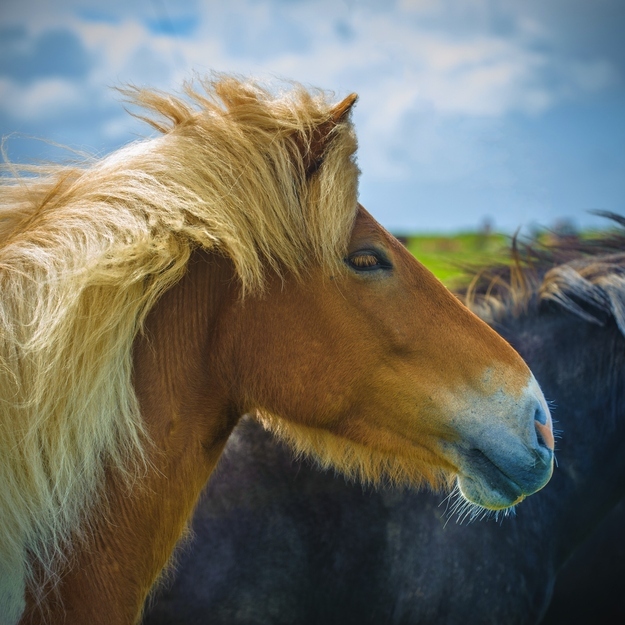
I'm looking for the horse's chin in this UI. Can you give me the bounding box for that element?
[457,469,526,511]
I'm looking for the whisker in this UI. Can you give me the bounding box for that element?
[442,482,517,526]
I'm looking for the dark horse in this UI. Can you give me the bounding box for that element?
[144,215,625,625]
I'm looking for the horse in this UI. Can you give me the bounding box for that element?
[142,215,625,625]
[0,75,554,625]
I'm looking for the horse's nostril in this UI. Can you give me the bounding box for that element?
[534,418,555,452]
[534,405,547,425]
[535,423,548,448]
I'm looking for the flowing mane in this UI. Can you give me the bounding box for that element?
[465,212,625,336]
[0,76,359,590]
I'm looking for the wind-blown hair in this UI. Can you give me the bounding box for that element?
[0,76,359,593]
[464,212,625,337]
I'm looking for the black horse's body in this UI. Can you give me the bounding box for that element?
[540,496,625,624]
[144,243,625,625]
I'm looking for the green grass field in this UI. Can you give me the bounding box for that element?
[404,231,511,287]
[404,224,617,287]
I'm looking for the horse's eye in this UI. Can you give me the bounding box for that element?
[351,253,379,268]
[346,250,392,272]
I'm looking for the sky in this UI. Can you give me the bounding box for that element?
[1,0,624,234]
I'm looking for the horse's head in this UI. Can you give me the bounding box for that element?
[227,205,552,510]
[213,92,554,511]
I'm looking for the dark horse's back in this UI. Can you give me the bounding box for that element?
[148,420,554,625]
[540,496,625,624]
[144,235,625,625]
[147,418,400,625]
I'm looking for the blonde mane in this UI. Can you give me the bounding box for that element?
[0,75,359,598]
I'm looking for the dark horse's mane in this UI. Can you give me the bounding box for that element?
[463,211,625,335]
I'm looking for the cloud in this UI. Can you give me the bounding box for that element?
[0,26,93,85]
[0,77,88,121]
[2,1,619,125]
[0,0,622,230]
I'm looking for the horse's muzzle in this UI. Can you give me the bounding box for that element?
[446,378,555,510]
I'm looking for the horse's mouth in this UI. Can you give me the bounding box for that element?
[456,448,526,510]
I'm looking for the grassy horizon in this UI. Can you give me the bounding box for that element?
[404,230,511,287]
[403,222,618,287]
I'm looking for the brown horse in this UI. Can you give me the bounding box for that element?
[0,75,553,624]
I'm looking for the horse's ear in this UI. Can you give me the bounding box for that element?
[301,93,358,177]
[330,93,358,124]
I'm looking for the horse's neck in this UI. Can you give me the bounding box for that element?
[24,251,242,624]
[133,249,240,452]
[504,308,625,566]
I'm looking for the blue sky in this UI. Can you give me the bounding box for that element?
[1,0,623,233]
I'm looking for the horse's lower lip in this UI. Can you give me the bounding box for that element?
[457,448,526,509]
